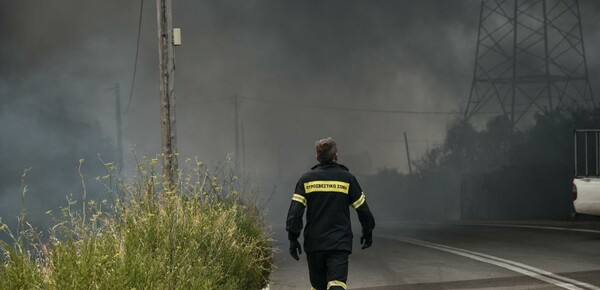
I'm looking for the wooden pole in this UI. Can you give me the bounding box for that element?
[404,132,413,174]
[157,0,178,186]
[241,121,246,172]
[114,83,124,170]
[234,95,239,166]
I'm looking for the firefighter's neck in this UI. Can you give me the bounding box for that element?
[317,153,338,164]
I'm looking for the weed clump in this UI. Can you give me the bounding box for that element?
[0,156,273,289]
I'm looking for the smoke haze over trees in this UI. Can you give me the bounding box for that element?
[364,108,600,221]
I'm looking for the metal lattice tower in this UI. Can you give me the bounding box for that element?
[465,0,595,126]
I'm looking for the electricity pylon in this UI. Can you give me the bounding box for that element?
[465,0,595,127]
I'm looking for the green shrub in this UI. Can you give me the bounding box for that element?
[0,156,273,289]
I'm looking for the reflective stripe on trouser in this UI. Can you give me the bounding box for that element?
[306,250,349,290]
[327,280,347,289]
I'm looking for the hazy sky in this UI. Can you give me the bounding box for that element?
[1,1,600,224]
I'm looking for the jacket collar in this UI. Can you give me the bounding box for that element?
[311,161,349,171]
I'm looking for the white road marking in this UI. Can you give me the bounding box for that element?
[378,221,600,234]
[464,223,600,234]
[392,236,600,290]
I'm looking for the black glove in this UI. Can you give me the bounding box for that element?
[289,239,302,260]
[360,232,372,249]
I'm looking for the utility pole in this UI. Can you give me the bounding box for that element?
[114,83,124,170]
[232,95,241,166]
[157,0,178,186]
[241,121,246,172]
[404,132,413,174]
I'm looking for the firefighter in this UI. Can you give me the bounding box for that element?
[286,137,376,290]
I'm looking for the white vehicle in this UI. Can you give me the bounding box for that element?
[573,129,600,216]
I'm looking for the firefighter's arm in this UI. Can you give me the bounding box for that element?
[286,181,307,260]
[286,200,305,241]
[349,177,375,248]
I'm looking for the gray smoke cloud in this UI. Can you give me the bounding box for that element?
[172,1,480,174]
[1,1,599,226]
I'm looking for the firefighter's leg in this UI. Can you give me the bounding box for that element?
[325,250,349,290]
[306,251,327,290]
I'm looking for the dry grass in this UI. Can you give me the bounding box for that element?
[0,155,273,289]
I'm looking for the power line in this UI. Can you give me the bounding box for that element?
[174,95,536,116]
[244,97,543,115]
[125,0,144,112]
[178,97,229,106]
[242,96,462,115]
[376,139,444,143]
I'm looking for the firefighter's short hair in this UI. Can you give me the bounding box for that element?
[315,137,337,162]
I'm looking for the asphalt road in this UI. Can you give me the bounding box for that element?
[267,221,600,290]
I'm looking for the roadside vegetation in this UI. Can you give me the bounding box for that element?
[0,156,273,289]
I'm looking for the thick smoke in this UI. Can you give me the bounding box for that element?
[1,1,599,227]
[0,1,128,229]
[173,1,481,175]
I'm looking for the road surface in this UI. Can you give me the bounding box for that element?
[268,221,600,289]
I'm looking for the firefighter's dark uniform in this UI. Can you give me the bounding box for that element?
[286,161,376,290]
